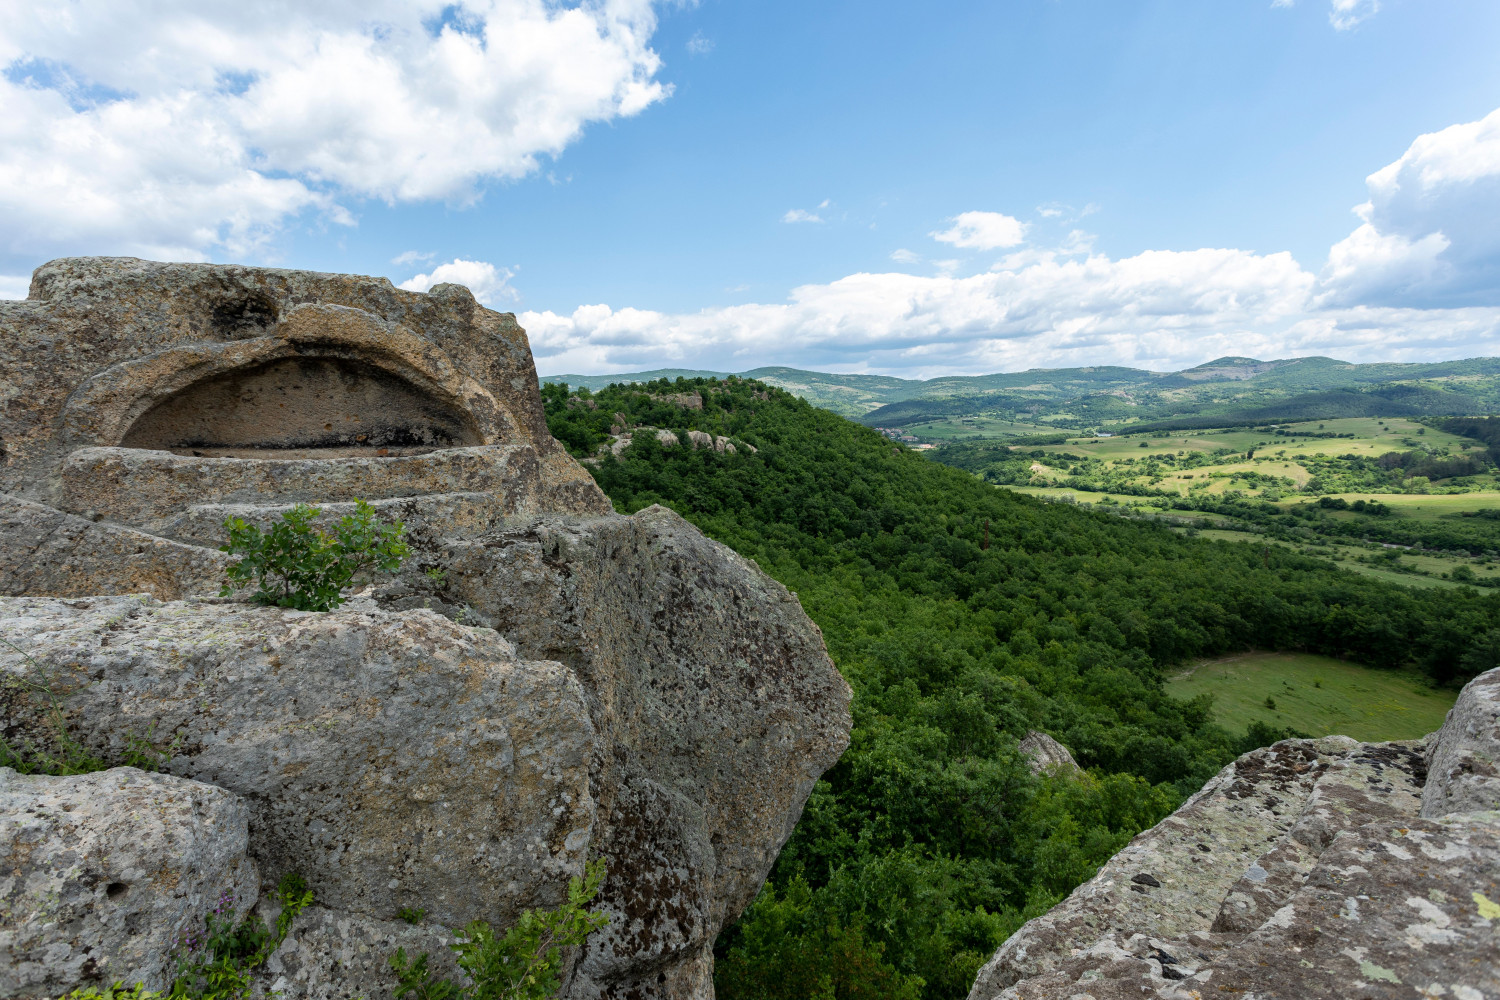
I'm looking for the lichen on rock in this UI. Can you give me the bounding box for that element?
[967,671,1500,1000]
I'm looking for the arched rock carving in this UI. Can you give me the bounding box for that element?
[60,303,517,451]
[120,356,483,457]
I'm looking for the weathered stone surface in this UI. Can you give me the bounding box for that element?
[970,671,1500,1000]
[377,504,853,998]
[60,444,548,537]
[0,509,851,998]
[1423,667,1500,818]
[0,257,610,524]
[0,766,259,997]
[0,496,227,599]
[0,258,853,999]
[256,904,464,1000]
[1197,812,1500,1000]
[1018,731,1080,777]
[0,597,597,932]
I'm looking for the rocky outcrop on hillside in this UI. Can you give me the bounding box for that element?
[967,668,1500,1000]
[0,258,852,999]
[1018,731,1080,777]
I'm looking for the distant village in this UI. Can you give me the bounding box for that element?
[875,427,935,450]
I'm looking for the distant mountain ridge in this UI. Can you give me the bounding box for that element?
[541,356,1500,426]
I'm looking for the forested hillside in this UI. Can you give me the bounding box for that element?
[542,377,1500,1000]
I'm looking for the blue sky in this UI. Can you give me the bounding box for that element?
[3,0,1499,376]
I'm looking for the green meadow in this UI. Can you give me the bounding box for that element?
[1167,651,1457,742]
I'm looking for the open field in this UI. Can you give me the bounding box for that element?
[1009,417,1495,497]
[1166,651,1457,742]
[992,483,1500,589]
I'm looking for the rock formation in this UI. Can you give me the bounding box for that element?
[1017,731,1080,777]
[968,668,1500,1000]
[0,258,852,999]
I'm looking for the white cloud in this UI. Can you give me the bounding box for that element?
[527,199,1500,377]
[523,244,1323,375]
[0,274,31,299]
[0,1,670,260]
[930,211,1028,251]
[783,209,824,224]
[1329,0,1379,30]
[686,32,713,55]
[1320,105,1500,307]
[524,110,1500,379]
[391,250,436,266]
[399,258,516,306]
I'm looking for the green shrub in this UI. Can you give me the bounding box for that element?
[60,986,167,1000]
[399,906,427,925]
[390,858,609,1000]
[55,875,313,1000]
[220,500,409,611]
[169,872,314,1000]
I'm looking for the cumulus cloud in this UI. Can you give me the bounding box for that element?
[1320,106,1500,307]
[524,244,1327,375]
[783,209,824,224]
[529,160,1500,377]
[0,1,670,260]
[930,211,1028,251]
[399,258,516,306]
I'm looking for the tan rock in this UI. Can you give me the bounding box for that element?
[0,259,852,1000]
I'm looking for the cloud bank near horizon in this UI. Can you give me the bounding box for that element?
[519,106,1500,378]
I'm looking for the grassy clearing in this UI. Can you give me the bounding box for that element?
[1003,416,1499,498]
[1167,651,1456,742]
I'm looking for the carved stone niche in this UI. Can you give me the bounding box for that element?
[0,258,609,545]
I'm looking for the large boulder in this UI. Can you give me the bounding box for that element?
[0,598,597,930]
[967,668,1500,1000]
[0,258,853,999]
[0,767,259,997]
[378,505,853,994]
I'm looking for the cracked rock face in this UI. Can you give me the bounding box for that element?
[0,767,260,998]
[0,259,853,999]
[967,671,1500,1000]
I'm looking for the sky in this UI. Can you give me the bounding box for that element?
[2,0,1499,377]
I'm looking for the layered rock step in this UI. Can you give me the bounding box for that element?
[60,444,545,538]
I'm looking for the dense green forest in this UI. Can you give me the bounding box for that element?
[542,377,1500,1000]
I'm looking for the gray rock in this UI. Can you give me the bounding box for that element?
[0,598,597,933]
[0,766,259,997]
[377,504,853,998]
[1423,667,1500,818]
[967,698,1500,1000]
[1018,731,1080,777]
[0,256,610,524]
[257,904,464,1000]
